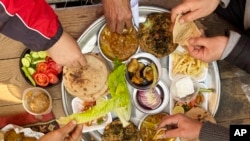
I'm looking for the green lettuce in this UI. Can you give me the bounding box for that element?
[57,60,131,127]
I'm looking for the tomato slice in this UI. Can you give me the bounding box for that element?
[33,73,49,87]
[45,56,54,63]
[36,62,48,73]
[45,68,58,76]
[47,72,59,84]
[48,61,62,74]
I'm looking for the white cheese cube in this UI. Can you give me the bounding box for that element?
[175,76,194,98]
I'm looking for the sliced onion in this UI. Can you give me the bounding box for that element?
[137,89,162,109]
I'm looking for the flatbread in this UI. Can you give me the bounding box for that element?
[173,15,201,46]
[63,53,109,101]
[138,12,178,58]
[185,107,216,124]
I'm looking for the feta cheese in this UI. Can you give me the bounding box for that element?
[175,76,194,98]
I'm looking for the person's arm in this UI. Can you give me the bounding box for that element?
[157,114,229,141]
[0,0,86,67]
[224,30,250,73]
[199,122,229,141]
[102,0,133,34]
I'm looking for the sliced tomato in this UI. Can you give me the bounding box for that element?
[36,62,48,73]
[47,72,59,84]
[48,61,62,74]
[45,56,54,63]
[33,73,49,87]
[45,68,58,76]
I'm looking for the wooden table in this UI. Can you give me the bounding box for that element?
[0,0,250,138]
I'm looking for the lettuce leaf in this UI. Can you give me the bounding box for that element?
[57,60,131,127]
[108,63,131,127]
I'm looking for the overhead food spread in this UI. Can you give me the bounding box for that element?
[137,12,178,58]
[59,6,221,141]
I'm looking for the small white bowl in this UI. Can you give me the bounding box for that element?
[22,87,52,116]
[170,75,200,103]
[132,81,169,114]
[125,52,162,90]
[71,97,112,133]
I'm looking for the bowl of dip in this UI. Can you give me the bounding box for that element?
[22,87,52,116]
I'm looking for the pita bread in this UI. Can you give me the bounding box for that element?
[63,53,110,101]
[173,15,201,46]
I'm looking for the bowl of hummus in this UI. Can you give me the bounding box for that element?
[22,87,52,116]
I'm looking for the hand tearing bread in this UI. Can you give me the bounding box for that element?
[173,15,201,46]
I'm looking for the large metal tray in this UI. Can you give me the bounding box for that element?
[61,6,221,141]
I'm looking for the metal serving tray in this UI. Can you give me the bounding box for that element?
[61,6,221,141]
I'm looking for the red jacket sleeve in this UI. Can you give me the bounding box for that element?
[0,0,63,51]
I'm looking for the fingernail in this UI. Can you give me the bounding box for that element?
[71,120,77,125]
[189,38,194,44]
[179,19,184,24]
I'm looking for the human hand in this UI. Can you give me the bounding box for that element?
[186,36,228,62]
[39,120,83,141]
[171,0,220,23]
[157,114,202,140]
[47,31,87,67]
[102,0,133,34]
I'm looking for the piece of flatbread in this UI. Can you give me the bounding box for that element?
[173,15,201,46]
[63,53,110,101]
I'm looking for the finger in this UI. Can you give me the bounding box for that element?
[116,21,124,34]
[171,4,191,22]
[69,124,83,141]
[165,128,182,138]
[125,20,133,30]
[157,114,181,129]
[78,55,87,66]
[59,120,77,135]
[181,9,202,22]
[108,20,116,33]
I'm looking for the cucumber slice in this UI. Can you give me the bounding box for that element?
[31,59,46,65]
[24,54,32,63]
[27,67,36,75]
[30,51,39,59]
[21,66,36,86]
[21,58,30,67]
[38,51,47,59]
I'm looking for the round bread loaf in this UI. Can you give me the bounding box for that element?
[63,53,109,101]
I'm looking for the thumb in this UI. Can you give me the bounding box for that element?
[59,120,77,135]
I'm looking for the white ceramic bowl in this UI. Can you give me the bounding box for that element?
[22,87,52,116]
[132,80,169,114]
[125,52,162,90]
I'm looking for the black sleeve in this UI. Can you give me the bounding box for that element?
[225,32,250,73]
[199,122,229,141]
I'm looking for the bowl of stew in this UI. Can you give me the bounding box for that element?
[97,24,140,63]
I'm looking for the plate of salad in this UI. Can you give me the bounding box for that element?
[20,49,63,87]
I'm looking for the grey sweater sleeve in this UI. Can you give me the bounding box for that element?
[199,122,229,141]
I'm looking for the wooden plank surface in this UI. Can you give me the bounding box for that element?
[0,0,250,133]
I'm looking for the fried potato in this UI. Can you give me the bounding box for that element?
[171,51,208,77]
